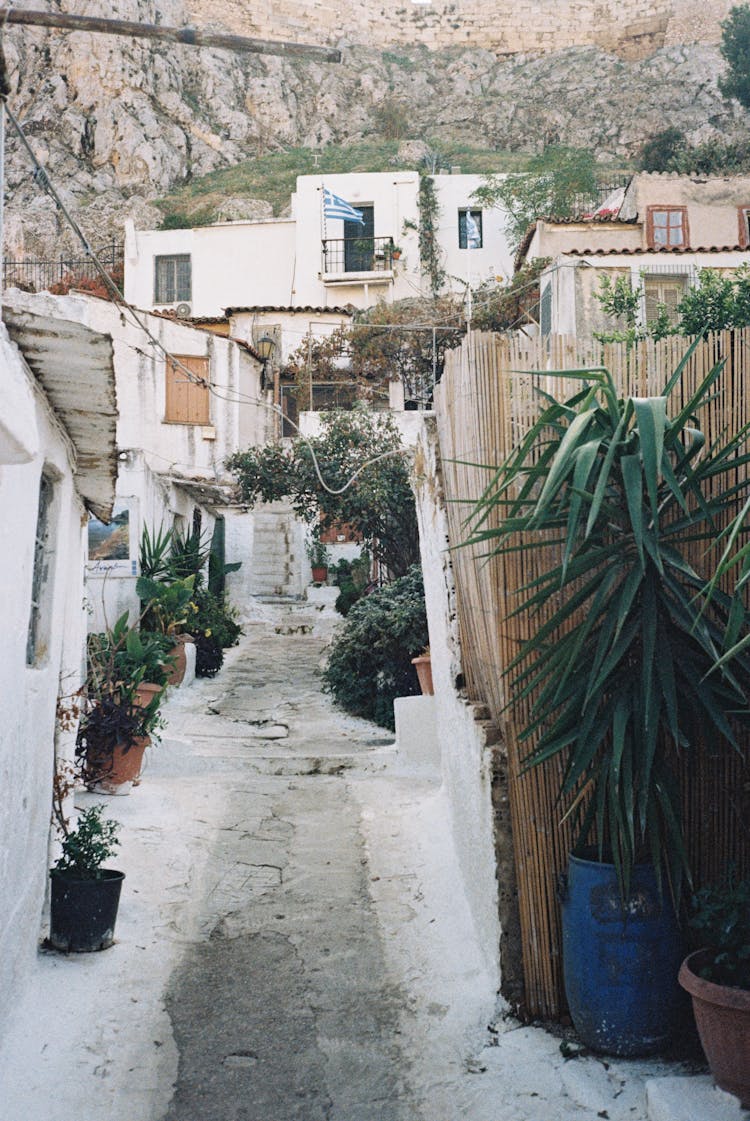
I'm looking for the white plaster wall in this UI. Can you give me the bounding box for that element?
[412,415,502,989]
[2,293,266,631]
[433,174,514,288]
[0,328,88,1044]
[229,309,352,365]
[291,172,422,307]
[298,408,426,447]
[124,220,296,317]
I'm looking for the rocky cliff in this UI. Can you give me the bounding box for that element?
[3,0,746,258]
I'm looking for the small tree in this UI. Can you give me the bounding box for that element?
[227,407,420,578]
[720,4,750,109]
[474,147,599,251]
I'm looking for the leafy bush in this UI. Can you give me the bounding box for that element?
[194,633,224,678]
[191,587,242,648]
[330,554,373,616]
[720,5,750,109]
[690,872,750,990]
[322,566,428,730]
[54,805,120,879]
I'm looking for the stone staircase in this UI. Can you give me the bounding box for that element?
[250,502,303,598]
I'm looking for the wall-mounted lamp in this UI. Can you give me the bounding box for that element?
[255,334,276,391]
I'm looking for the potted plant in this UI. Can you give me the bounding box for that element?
[136,574,196,685]
[466,346,750,1054]
[49,798,124,953]
[411,645,433,695]
[306,533,331,583]
[391,245,403,261]
[679,873,750,1106]
[80,611,169,793]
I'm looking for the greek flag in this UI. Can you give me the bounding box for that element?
[322,187,364,225]
[466,211,481,249]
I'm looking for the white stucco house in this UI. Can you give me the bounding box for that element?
[516,172,750,338]
[123,170,513,366]
[0,298,118,1040]
[4,289,278,625]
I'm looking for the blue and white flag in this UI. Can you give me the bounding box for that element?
[323,187,365,225]
[466,211,481,249]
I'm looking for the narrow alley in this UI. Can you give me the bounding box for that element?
[0,604,700,1121]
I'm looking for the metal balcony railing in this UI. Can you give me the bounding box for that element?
[3,242,124,293]
[321,236,395,276]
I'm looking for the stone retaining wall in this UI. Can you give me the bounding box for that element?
[189,0,731,59]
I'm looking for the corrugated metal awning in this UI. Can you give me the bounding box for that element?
[3,302,118,521]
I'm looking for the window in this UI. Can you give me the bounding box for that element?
[643,275,688,326]
[539,283,552,338]
[738,207,750,248]
[154,254,191,304]
[459,209,483,249]
[646,207,688,249]
[26,472,54,665]
[165,355,210,425]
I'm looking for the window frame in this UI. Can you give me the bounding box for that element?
[646,206,689,250]
[154,253,192,304]
[737,207,750,249]
[458,208,483,249]
[642,272,689,327]
[164,354,211,426]
[26,471,54,666]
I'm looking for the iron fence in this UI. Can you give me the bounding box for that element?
[321,236,395,275]
[3,241,124,293]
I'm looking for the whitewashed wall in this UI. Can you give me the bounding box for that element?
[124,219,296,317]
[5,291,269,628]
[0,326,89,1042]
[411,415,502,992]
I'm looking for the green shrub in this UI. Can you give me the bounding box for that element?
[322,566,428,730]
[191,587,242,649]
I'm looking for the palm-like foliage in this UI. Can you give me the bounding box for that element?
[467,348,750,899]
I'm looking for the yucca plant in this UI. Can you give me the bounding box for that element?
[467,344,750,900]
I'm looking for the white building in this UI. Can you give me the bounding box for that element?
[0,298,117,1039]
[5,289,274,625]
[124,171,513,364]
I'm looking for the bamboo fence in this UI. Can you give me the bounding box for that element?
[434,329,750,1020]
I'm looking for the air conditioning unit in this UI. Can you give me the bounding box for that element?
[175,302,192,319]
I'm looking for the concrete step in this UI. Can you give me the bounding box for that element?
[647,1077,744,1121]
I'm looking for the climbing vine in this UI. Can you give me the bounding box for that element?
[418,175,446,297]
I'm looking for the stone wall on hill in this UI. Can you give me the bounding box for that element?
[187,0,732,60]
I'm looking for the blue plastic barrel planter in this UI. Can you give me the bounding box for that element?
[560,853,684,1056]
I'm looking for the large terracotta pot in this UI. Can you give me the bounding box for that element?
[165,634,193,686]
[411,654,434,696]
[311,565,328,583]
[679,949,750,1107]
[133,681,163,709]
[87,735,149,796]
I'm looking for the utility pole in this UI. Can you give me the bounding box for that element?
[1,10,341,62]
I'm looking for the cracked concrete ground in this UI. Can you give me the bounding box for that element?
[0,602,723,1121]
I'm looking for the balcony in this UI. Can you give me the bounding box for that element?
[321,236,395,285]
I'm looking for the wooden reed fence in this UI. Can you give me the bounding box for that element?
[434,329,750,1020]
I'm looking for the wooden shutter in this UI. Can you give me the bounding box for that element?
[644,276,687,325]
[165,355,210,424]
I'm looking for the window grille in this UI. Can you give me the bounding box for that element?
[154,254,192,303]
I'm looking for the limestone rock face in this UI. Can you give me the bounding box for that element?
[2,0,745,258]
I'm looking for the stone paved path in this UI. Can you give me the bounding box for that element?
[0,601,701,1121]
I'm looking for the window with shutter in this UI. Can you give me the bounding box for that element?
[154,254,192,303]
[165,355,210,425]
[643,276,687,325]
[646,207,688,249]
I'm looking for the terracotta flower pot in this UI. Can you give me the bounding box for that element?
[165,634,193,686]
[679,949,750,1107]
[133,681,163,709]
[88,735,149,796]
[311,566,328,583]
[411,654,434,695]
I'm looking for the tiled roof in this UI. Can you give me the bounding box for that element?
[224,304,355,316]
[564,244,748,257]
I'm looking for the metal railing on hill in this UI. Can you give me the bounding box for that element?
[3,242,124,293]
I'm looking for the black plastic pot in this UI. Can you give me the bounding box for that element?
[49,868,125,952]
